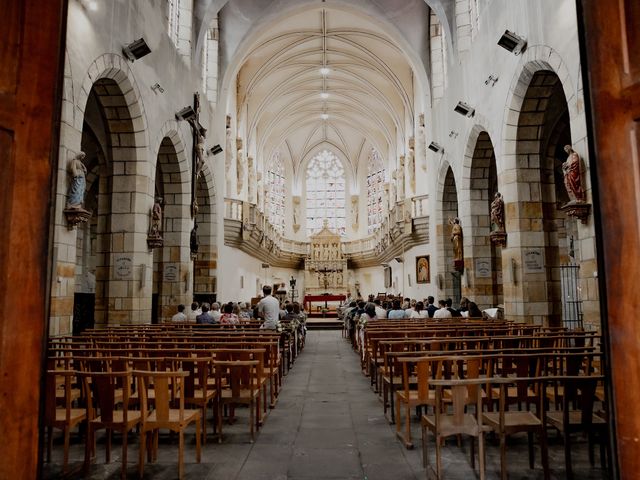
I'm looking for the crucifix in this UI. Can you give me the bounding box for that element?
[185,92,207,219]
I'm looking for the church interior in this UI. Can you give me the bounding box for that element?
[1,0,640,478]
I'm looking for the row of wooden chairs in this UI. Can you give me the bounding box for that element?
[45,326,304,479]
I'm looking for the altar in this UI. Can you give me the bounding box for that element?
[304,222,349,303]
[303,294,347,314]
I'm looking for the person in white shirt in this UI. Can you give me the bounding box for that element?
[209,302,223,322]
[374,299,387,319]
[433,299,453,319]
[257,285,280,329]
[186,302,201,322]
[409,301,429,318]
[171,304,187,322]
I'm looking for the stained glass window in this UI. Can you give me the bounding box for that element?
[367,148,385,234]
[306,150,346,236]
[267,151,285,234]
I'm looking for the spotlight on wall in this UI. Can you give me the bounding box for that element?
[122,38,152,62]
[175,106,196,122]
[428,141,444,153]
[208,144,223,156]
[448,131,459,139]
[394,257,404,263]
[150,83,165,94]
[454,101,475,118]
[497,30,527,55]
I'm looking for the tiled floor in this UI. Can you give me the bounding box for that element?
[43,331,611,479]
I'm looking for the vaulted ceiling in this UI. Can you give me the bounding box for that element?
[233,7,420,180]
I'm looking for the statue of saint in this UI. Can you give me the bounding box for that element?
[194,133,205,179]
[351,197,358,226]
[190,223,199,256]
[150,197,163,238]
[225,125,234,194]
[397,156,405,200]
[562,145,586,203]
[490,192,505,232]
[248,156,256,203]
[236,137,245,194]
[449,217,463,261]
[407,139,415,194]
[66,151,87,209]
[293,196,300,226]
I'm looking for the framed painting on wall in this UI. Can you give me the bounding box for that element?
[416,255,430,284]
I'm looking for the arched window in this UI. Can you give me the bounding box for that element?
[202,17,219,104]
[166,0,192,63]
[267,151,285,234]
[167,0,180,46]
[306,150,346,236]
[367,148,385,234]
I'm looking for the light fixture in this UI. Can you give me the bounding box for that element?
[320,113,329,120]
[150,83,164,94]
[320,92,329,99]
[497,30,527,55]
[428,142,444,153]
[449,131,459,139]
[454,101,475,118]
[122,38,152,62]
[394,257,404,263]
[175,106,196,121]
[319,67,330,75]
[485,74,499,87]
[208,144,223,156]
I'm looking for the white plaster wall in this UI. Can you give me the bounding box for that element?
[216,244,304,302]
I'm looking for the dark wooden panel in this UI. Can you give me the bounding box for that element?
[0,0,66,478]
[0,2,22,94]
[580,0,640,478]
[622,0,640,80]
[0,128,14,285]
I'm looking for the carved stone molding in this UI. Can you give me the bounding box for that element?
[64,207,91,228]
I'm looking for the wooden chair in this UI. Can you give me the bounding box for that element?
[395,356,437,448]
[482,376,550,480]
[214,360,261,443]
[545,375,608,479]
[422,376,511,480]
[170,355,216,444]
[79,370,140,479]
[135,370,202,480]
[44,369,87,473]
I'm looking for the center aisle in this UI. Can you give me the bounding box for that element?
[216,330,423,480]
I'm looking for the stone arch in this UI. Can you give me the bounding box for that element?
[500,48,595,326]
[71,56,151,326]
[151,134,192,323]
[435,160,461,302]
[460,127,502,308]
[194,162,218,300]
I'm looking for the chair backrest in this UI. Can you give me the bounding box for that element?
[214,360,259,399]
[134,370,189,423]
[44,369,76,425]
[79,370,133,423]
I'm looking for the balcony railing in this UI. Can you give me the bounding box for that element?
[224,196,426,259]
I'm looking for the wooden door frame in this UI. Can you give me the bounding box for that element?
[0,1,67,478]
[577,0,640,478]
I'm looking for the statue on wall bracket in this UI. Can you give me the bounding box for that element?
[450,217,464,272]
[560,145,591,224]
[64,151,92,228]
[489,192,507,247]
[147,196,164,249]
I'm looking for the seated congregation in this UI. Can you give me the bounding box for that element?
[342,295,608,480]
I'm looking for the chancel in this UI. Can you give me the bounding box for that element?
[3,1,640,479]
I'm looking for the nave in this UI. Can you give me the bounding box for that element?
[44,330,607,479]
